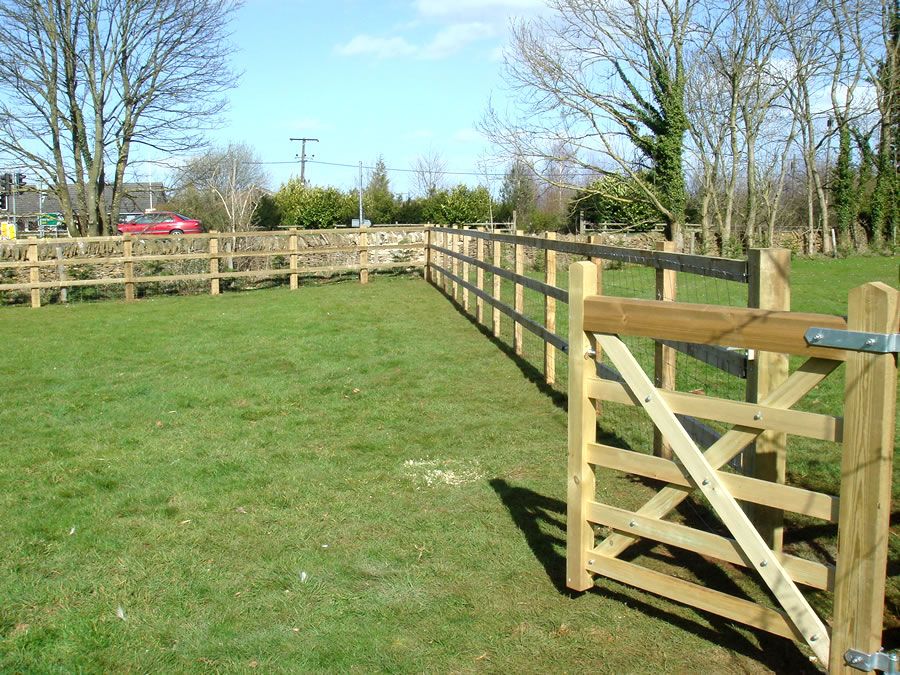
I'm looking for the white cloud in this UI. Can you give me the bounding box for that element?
[336,0,546,62]
[337,22,496,61]
[421,22,497,59]
[334,35,416,59]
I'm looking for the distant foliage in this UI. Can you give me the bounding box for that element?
[275,180,354,228]
[439,185,491,224]
[270,179,492,227]
[572,176,658,230]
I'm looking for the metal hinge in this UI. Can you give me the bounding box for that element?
[845,649,899,674]
[806,328,900,354]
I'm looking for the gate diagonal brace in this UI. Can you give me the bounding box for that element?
[592,333,831,666]
[590,356,840,562]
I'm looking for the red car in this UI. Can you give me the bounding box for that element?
[117,211,203,235]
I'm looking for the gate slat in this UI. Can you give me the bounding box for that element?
[586,556,802,641]
[586,443,839,522]
[587,501,834,590]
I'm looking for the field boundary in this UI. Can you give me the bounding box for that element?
[0,226,426,305]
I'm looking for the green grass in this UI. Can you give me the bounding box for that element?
[0,255,896,672]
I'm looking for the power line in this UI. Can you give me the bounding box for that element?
[246,157,506,178]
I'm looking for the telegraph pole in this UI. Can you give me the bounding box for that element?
[289,137,319,184]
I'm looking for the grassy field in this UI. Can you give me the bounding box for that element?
[0,255,896,672]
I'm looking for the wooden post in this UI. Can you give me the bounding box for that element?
[450,228,459,301]
[492,237,501,338]
[830,282,898,674]
[55,244,67,304]
[209,231,220,296]
[545,232,557,385]
[440,229,448,291]
[514,229,524,356]
[289,228,299,290]
[589,235,605,413]
[27,237,40,308]
[475,228,485,324]
[359,229,369,284]
[567,261,598,592]
[123,234,135,301]
[424,226,432,282]
[746,248,790,550]
[461,229,469,312]
[654,241,677,460]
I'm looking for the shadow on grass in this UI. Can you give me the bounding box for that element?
[430,281,567,411]
[489,478,819,674]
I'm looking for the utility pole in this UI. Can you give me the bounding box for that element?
[289,137,319,184]
[358,161,364,227]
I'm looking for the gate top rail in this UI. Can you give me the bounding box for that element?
[583,295,855,360]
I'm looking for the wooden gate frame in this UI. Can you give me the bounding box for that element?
[567,261,898,673]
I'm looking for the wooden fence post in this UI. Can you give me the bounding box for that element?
[209,231,220,296]
[830,282,898,674]
[123,234,135,301]
[461,228,469,312]
[492,236,501,338]
[746,248,791,550]
[545,232,557,385]
[567,260,598,592]
[514,229,524,356]
[289,228,299,290]
[27,237,40,308]
[654,240,677,460]
[359,229,369,284]
[55,244,67,304]
[424,226,432,282]
[476,228,485,325]
[451,228,459,301]
[589,235,605,413]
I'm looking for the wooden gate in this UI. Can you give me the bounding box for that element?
[566,261,898,673]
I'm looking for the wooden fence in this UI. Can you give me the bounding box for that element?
[567,261,898,673]
[0,226,426,307]
[425,228,797,537]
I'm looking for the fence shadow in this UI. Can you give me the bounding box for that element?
[489,478,820,673]
[432,281,567,411]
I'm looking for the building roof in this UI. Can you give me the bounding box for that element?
[7,182,167,222]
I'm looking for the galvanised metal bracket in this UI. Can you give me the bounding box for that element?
[805,328,900,354]
[844,648,899,674]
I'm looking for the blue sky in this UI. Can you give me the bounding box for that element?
[145,0,548,196]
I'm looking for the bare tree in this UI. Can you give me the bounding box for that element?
[174,143,269,232]
[483,0,699,246]
[412,149,447,197]
[0,0,240,235]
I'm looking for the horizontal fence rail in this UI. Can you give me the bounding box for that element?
[425,226,790,476]
[0,226,426,307]
[429,226,750,282]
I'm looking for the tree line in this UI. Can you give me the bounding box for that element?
[485,0,899,254]
[0,0,894,253]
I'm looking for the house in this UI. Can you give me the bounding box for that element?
[7,182,167,234]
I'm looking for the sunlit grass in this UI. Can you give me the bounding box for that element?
[0,252,896,672]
